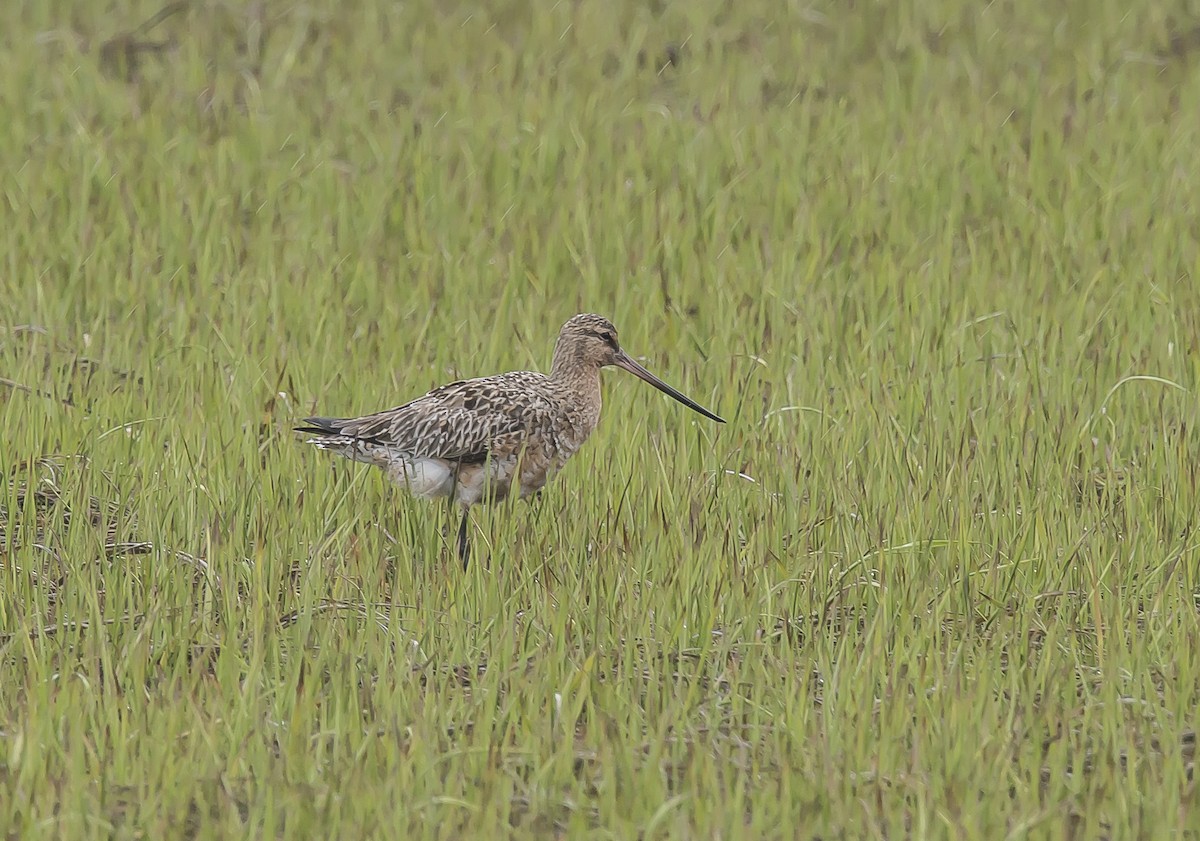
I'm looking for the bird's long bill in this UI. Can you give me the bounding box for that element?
[614,350,726,423]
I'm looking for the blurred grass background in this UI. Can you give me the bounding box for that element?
[2,0,1199,838]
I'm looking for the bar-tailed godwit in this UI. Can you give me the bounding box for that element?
[295,313,724,565]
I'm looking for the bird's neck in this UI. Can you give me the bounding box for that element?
[550,339,586,381]
[551,358,601,394]
[550,348,603,414]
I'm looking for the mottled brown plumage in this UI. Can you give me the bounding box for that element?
[295,313,724,564]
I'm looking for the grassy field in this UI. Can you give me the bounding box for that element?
[2,0,1199,837]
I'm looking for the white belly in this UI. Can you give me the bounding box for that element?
[385,458,457,500]
[384,453,559,508]
[452,455,522,507]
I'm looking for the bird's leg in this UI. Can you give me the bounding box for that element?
[529,490,548,531]
[457,508,471,569]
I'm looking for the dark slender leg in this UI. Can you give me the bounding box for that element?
[457,510,470,569]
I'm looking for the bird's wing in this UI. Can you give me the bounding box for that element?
[309,372,554,463]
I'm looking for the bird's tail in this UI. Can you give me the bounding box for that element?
[294,416,345,437]
[294,416,381,466]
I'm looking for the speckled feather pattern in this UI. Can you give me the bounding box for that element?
[300,370,600,505]
[296,313,722,516]
[297,315,615,508]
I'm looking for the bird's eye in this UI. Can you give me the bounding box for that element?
[589,329,618,349]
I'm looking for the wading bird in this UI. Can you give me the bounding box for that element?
[295,314,724,566]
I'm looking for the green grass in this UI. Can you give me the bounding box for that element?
[2,0,1199,837]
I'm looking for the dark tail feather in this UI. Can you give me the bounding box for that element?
[294,415,380,466]
[293,416,344,436]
